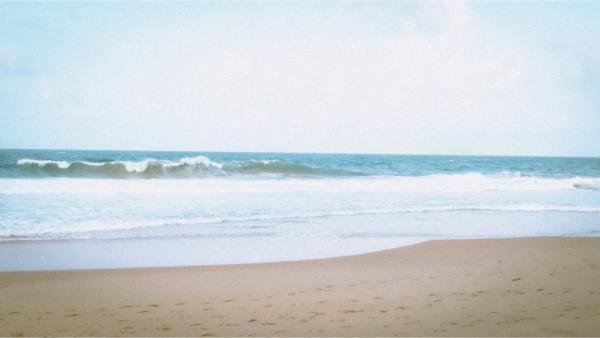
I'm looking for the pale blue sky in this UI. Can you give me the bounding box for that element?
[1,1,599,156]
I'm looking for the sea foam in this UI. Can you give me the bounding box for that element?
[1,174,599,195]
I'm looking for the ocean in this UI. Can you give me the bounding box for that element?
[1,149,600,270]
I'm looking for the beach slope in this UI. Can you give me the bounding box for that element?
[1,237,599,336]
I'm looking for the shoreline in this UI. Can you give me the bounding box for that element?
[1,236,600,336]
[0,233,594,271]
[0,235,430,272]
[4,209,600,273]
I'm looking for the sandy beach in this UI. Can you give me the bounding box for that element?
[1,237,599,336]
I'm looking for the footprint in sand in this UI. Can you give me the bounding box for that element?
[309,311,326,318]
[120,326,136,335]
[340,309,362,314]
[261,322,276,326]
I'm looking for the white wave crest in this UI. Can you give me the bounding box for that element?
[16,155,225,175]
[16,159,71,169]
[121,160,151,173]
[179,155,223,168]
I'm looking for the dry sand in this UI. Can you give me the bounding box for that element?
[1,237,599,336]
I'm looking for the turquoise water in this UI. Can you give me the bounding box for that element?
[2,149,600,179]
[1,149,600,245]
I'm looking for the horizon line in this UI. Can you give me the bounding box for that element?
[1,147,598,160]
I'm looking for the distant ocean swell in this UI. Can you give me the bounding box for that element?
[12,156,363,178]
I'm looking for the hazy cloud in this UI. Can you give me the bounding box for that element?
[2,2,599,155]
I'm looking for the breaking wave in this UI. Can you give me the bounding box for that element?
[13,156,363,178]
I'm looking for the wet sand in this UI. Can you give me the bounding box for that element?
[1,237,599,336]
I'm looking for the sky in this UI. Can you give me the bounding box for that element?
[1,1,599,156]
